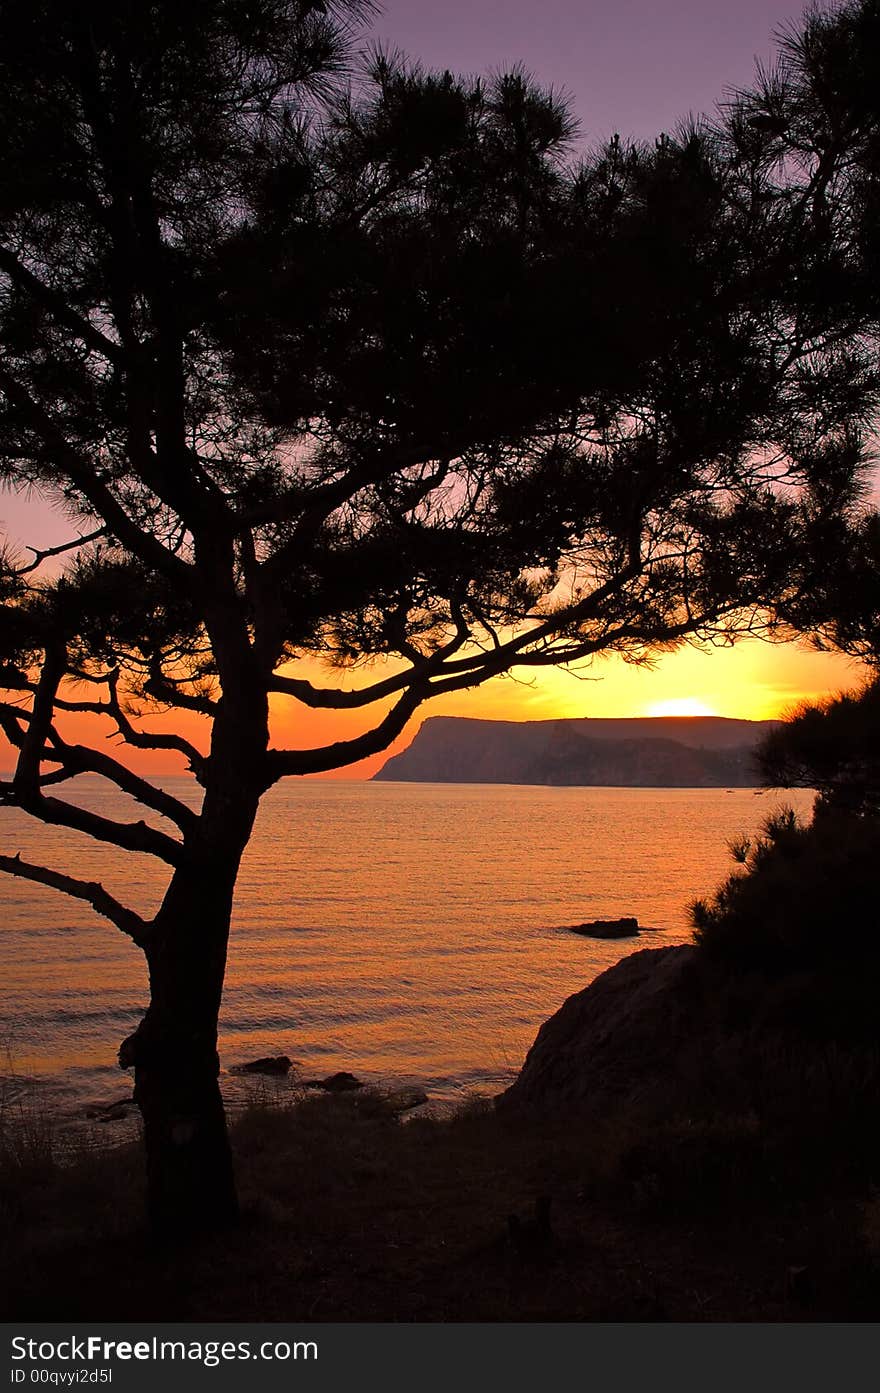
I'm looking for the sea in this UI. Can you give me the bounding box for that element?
[0,779,814,1119]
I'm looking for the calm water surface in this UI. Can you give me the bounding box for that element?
[0,780,813,1113]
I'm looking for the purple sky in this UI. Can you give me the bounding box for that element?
[0,0,818,554]
[369,0,812,143]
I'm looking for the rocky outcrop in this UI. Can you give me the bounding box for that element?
[374,715,777,786]
[499,945,700,1117]
[501,943,880,1127]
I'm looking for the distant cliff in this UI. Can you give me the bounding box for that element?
[373,715,779,786]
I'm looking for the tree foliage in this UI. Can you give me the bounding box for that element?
[720,0,880,659]
[690,799,880,972]
[1,0,879,1228]
[758,678,880,815]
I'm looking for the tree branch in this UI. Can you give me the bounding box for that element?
[18,788,184,864]
[0,705,185,864]
[16,527,110,576]
[0,768,75,795]
[0,673,207,782]
[43,730,198,835]
[75,44,230,536]
[0,246,123,364]
[265,683,427,779]
[262,571,739,781]
[143,666,218,716]
[0,366,192,583]
[268,602,471,710]
[0,851,148,943]
[105,675,208,778]
[269,662,429,710]
[12,642,65,795]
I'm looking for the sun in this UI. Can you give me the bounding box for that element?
[644,697,720,718]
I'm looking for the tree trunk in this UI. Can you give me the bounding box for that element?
[120,773,264,1237]
[119,578,272,1236]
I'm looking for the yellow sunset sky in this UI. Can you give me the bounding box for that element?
[1,492,869,780]
[269,637,863,778]
[18,629,864,782]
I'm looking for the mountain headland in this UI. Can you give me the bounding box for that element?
[373,715,779,786]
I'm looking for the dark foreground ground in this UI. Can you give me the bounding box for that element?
[3,1081,880,1322]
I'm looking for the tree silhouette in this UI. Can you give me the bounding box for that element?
[1,0,877,1231]
[758,679,880,816]
[691,678,880,969]
[719,0,880,661]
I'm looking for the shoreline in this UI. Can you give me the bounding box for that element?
[5,941,880,1322]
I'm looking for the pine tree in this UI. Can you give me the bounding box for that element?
[1,0,876,1230]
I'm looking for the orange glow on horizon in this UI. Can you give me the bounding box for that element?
[265,634,864,777]
[644,697,719,717]
[0,635,866,783]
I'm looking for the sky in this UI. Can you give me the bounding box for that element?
[305,0,864,766]
[369,0,813,144]
[0,0,863,777]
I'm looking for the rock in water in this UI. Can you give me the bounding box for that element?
[568,917,639,939]
[235,1055,292,1075]
[306,1071,364,1092]
[380,1086,429,1114]
[85,1096,137,1123]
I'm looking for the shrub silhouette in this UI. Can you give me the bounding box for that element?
[757,679,880,817]
[691,805,880,973]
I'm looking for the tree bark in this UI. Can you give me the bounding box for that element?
[116,567,273,1235]
[120,717,266,1236]
[120,865,242,1237]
